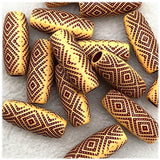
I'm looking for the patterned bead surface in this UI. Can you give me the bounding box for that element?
[78,40,130,61]
[30,8,94,39]
[3,11,29,75]
[55,64,90,127]
[45,2,69,8]
[91,50,146,98]
[147,78,158,107]
[124,11,158,73]
[102,90,158,144]
[2,100,67,138]
[50,29,99,94]
[64,124,127,158]
[27,39,54,104]
[79,2,142,17]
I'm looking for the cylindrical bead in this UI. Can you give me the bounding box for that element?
[91,50,146,98]
[78,40,130,61]
[124,11,158,73]
[45,2,70,8]
[102,90,158,144]
[27,39,54,104]
[3,11,29,75]
[30,8,94,39]
[147,78,158,107]
[64,124,127,158]
[2,100,67,138]
[50,29,99,94]
[79,2,142,17]
[55,64,90,127]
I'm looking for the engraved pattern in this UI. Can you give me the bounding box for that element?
[3,11,29,75]
[50,29,99,94]
[124,11,158,73]
[45,2,69,8]
[91,50,146,98]
[147,78,158,107]
[64,124,127,158]
[27,39,54,104]
[2,100,67,138]
[102,90,158,144]
[55,65,90,127]
[79,2,142,17]
[78,40,130,61]
[30,8,94,39]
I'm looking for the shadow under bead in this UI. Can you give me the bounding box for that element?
[78,40,130,61]
[2,100,67,138]
[102,90,158,144]
[50,29,99,94]
[3,11,29,75]
[91,50,146,98]
[147,78,159,107]
[79,2,142,17]
[124,11,158,73]
[64,124,127,158]
[30,8,94,39]
[27,39,54,104]
[55,64,90,127]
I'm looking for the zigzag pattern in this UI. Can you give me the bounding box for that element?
[78,40,129,61]
[45,2,69,8]
[3,11,29,75]
[91,50,146,98]
[64,124,127,158]
[50,29,99,94]
[124,11,158,73]
[30,8,94,39]
[55,65,90,127]
[79,2,142,17]
[102,90,158,144]
[2,100,67,138]
[147,78,158,107]
[27,39,54,104]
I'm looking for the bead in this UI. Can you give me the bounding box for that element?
[45,2,70,8]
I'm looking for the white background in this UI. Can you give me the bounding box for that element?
[2,1,159,159]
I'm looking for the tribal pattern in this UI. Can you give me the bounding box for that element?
[3,11,29,75]
[27,39,54,104]
[2,100,67,138]
[45,2,70,8]
[30,8,94,39]
[102,90,158,144]
[50,29,99,94]
[91,50,146,98]
[147,78,158,107]
[64,124,127,158]
[78,40,129,61]
[124,11,158,73]
[55,65,90,127]
[79,2,142,17]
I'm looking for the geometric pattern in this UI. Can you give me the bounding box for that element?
[27,39,54,104]
[102,90,158,144]
[79,2,142,17]
[64,124,127,158]
[3,11,29,75]
[50,29,99,94]
[91,50,146,98]
[2,100,67,138]
[55,64,90,127]
[147,78,158,107]
[45,2,70,8]
[124,11,158,73]
[30,8,94,39]
[78,40,130,61]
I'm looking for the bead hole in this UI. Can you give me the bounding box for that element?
[92,51,102,62]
